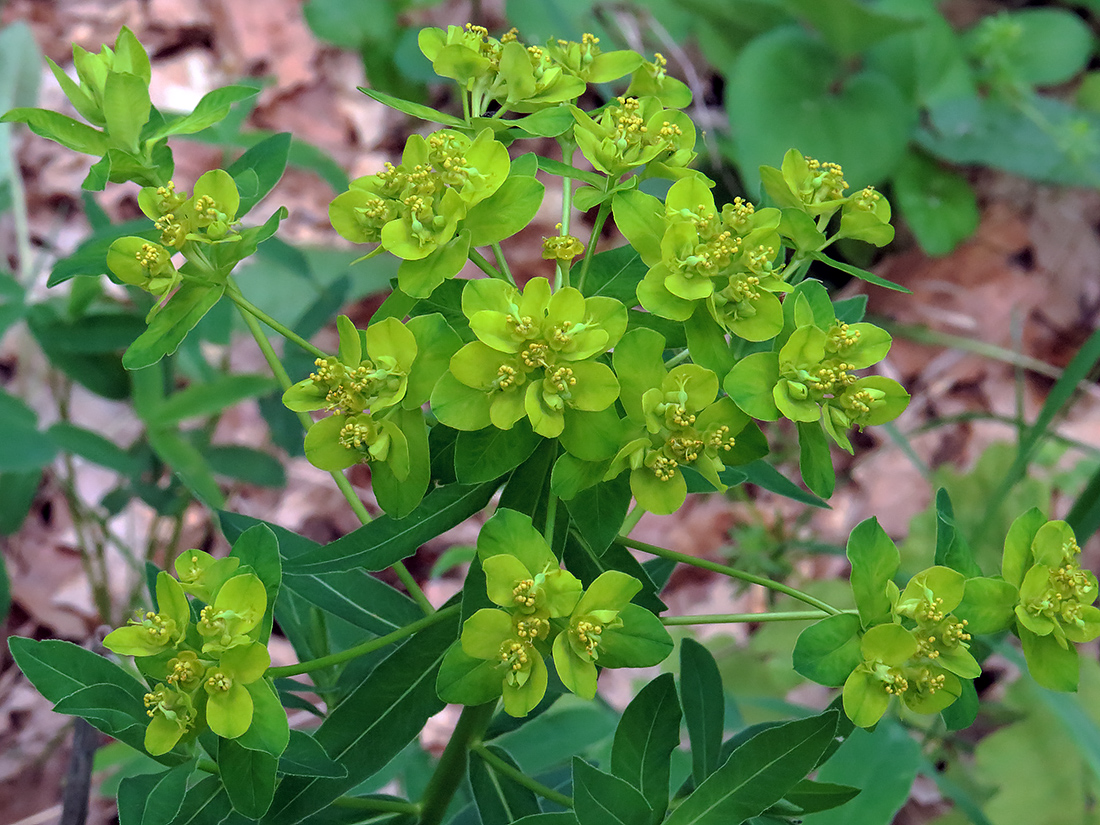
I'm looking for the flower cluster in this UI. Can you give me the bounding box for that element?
[570,95,696,181]
[103,550,272,754]
[431,278,626,438]
[105,170,241,318]
[438,509,671,715]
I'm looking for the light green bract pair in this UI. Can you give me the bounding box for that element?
[103,550,273,755]
[437,509,671,716]
[431,277,626,438]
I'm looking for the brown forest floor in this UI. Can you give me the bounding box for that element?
[1,1,1099,823]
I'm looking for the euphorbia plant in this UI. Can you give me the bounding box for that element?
[4,21,1096,825]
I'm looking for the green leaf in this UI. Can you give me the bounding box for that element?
[48,218,153,287]
[53,683,148,742]
[680,638,725,787]
[799,719,920,825]
[582,246,646,304]
[727,26,913,194]
[167,776,232,825]
[808,252,910,293]
[782,0,919,58]
[359,87,466,128]
[153,374,276,426]
[665,711,839,825]
[205,445,286,487]
[146,85,260,141]
[779,779,860,815]
[536,156,606,187]
[892,151,978,256]
[846,517,899,628]
[797,421,834,499]
[455,421,543,484]
[740,460,830,509]
[226,132,292,217]
[1,107,108,155]
[28,310,145,353]
[1020,626,1079,692]
[685,308,735,378]
[103,71,150,152]
[116,761,193,825]
[0,389,56,472]
[564,475,631,555]
[464,175,545,246]
[940,677,978,731]
[282,570,421,635]
[218,738,277,819]
[793,613,862,687]
[470,744,541,824]
[611,672,681,817]
[264,611,457,822]
[1068,459,1100,544]
[573,758,654,825]
[933,488,982,577]
[146,428,225,508]
[122,282,226,370]
[0,470,40,536]
[279,730,347,778]
[977,9,1093,87]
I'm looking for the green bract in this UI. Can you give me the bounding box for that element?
[103,572,189,656]
[203,640,271,739]
[196,572,267,654]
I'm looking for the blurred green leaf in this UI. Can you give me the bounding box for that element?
[892,151,978,256]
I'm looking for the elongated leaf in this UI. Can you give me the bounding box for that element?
[227,131,292,217]
[1,107,107,154]
[471,744,541,824]
[809,252,910,294]
[10,637,146,703]
[665,711,839,825]
[564,474,631,555]
[582,246,645,304]
[846,517,899,628]
[283,480,498,574]
[611,673,681,816]
[740,461,830,509]
[279,730,347,778]
[205,445,286,487]
[778,779,860,815]
[169,776,232,825]
[116,761,194,825]
[154,374,276,425]
[800,719,919,825]
[359,87,466,128]
[263,612,456,823]
[934,488,981,577]
[46,423,139,476]
[283,570,421,635]
[797,421,834,499]
[122,282,226,370]
[147,428,225,507]
[574,758,653,825]
[680,639,724,786]
[54,683,148,742]
[535,157,605,187]
[0,389,56,472]
[1068,460,1100,543]
[219,739,277,819]
[146,85,260,141]
[455,422,542,484]
[0,470,41,536]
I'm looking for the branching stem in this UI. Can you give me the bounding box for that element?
[472,743,574,808]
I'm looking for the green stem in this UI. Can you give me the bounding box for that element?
[576,200,610,293]
[618,503,645,537]
[614,536,842,616]
[490,242,515,286]
[419,703,497,825]
[664,348,692,368]
[225,283,326,359]
[266,605,458,678]
[469,248,505,280]
[232,294,433,615]
[545,490,559,548]
[661,610,846,625]
[472,744,574,808]
[331,796,420,814]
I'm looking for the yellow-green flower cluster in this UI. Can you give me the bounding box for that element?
[103,550,271,755]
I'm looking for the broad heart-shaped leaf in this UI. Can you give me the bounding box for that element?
[680,638,724,787]
[122,281,226,370]
[727,26,913,194]
[934,488,982,578]
[793,613,862,688]
[278,730,347,778]
[846,517,899,628]
[263,610,457,823]
[226,131,292,217]
[782,0,918,58]
[612,673,681,818]
[455,421,543,484]
[665,710,839,825]
[145,84,260,141]
[116,760,194,825]
[891,150,978,257]
[564,474,631,556]
[359,87,467,128]
[797,421,834,499]
[219,738,277,819]
[281,480,498,574]
[573,758,653,825]
[464,175,545,246]
[470,744,541,824]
